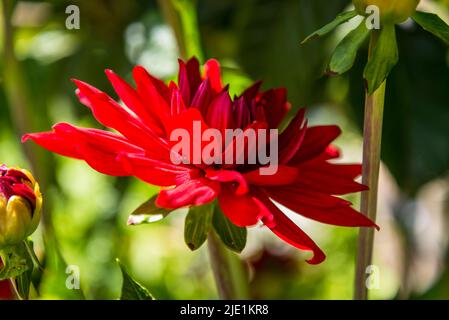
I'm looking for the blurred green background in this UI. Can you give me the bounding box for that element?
[1,0,449,299]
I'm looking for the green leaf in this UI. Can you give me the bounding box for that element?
[301,10,358,44]
[184,203,213,251]
[0,242,31,281]
[412,11,449,45]
[364,25,399,95]
[127,194,174,225]
[212,206,247,253]
[328,20,371,75]
[117,259,154,300]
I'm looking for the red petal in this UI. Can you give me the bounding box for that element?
[178,58,202,104]
[105,69,165,135]
[156,178,219,209]
[258,88,290,129]
[73,79,169,153]
[117,152,192,186]
[205,169,248,195]
[266,186,378,229]
[254,190,326,264]
[22,131,83,160]
[170,88,187,116]
[217,184,271,227]
[289,125,342,165]
[205,90,234,134]
[243,165,298,186]
[166,108,210,166]
[191,78,215,116]
[233,96,251,129]
[295,163,368,195]
[23,123,144,176]
[204,59,223,92]
[132,66,170,131]
[278,108,307,164]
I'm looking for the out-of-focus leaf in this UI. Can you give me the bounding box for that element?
[328,20,370,75]
[412,11,449,45]
[364,24,399,94]
[184,203,213,251]
[38,237,85,299]
[229,0,348,107]
[212,206,246,253]
[117,259,154,300]
[302,10,358,44]
[127,194,173,225]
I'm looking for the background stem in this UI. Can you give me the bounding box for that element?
[354,31,386,300]
[207,231,249,300]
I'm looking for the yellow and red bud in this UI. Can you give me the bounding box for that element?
[353,0,420,24]
[0,165,42,249]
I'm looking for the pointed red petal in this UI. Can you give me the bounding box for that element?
[289,125,342,164]
[243,165,298,186]
[266,186,378,229]
[254,190,326,264]
[105,69,165,135]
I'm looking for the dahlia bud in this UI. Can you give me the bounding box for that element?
[353,0,420,24]
[0,165,42,249]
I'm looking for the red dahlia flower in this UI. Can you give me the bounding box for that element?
[23,57,378,264]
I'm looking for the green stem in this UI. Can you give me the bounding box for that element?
[160,0,204,62]
[354,31,386,300]
[24,240,44,272]
[207,231,249,300]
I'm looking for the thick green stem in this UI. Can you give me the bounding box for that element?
[354,31,386,300]
[207,231,249,300]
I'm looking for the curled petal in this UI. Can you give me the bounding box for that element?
[156,178,220,209]
[205,169,248,195]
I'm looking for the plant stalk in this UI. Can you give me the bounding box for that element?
[207,231,249,300]
[354,31,386,300]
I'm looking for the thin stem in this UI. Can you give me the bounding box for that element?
[354,31,386,300]
[207,231,249,300]
[24,240,44,272]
